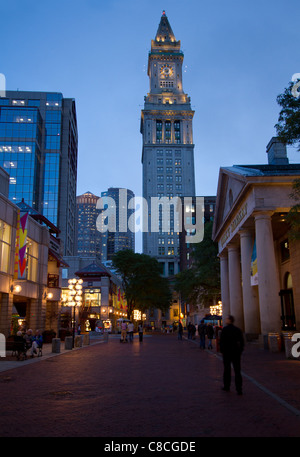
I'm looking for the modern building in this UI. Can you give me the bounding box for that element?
[141,11,196,277]
[98,187,135,261]
[76,191,102,259]
[212,137,300,342]
[0,90,78,256]
[0,167,64,338]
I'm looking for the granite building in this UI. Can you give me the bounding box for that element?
[141,11,196,277]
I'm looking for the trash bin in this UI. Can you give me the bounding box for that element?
[268,332,281,352]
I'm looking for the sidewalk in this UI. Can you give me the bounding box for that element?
[0,332,300,437]
[0,333,108,373]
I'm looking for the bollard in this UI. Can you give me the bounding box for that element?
[65,336,73,350]
[268,333,281,352]
[52,338,61,354]
[83,333,90,346]
[74,335,83,348]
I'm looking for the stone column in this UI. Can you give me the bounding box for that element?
[227,243,244,331]
[254,211,281,334]
[239,229,260,337]
[0,292,14,337]
[219,251,230,319]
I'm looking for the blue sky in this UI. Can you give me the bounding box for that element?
[1,0,299,251]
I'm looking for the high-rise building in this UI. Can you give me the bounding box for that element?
[98,187,135,261]
[141,11,196,276]
[0,90,78,256]
[76,191,102,258]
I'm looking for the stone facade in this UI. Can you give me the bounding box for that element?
[212,138,300,338]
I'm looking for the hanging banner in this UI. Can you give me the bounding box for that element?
[14,211,29,279]
[250,239,258,286]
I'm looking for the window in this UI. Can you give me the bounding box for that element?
[0,219,11,273]
[158,246,165,255]
[26,238,39,282]
[280,239,290,263]
[156,120,162,143]
[165,121,171,143]
[174,121,181,143]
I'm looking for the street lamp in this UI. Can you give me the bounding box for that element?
[67,278,83,347]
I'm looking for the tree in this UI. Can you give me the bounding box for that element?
[275,80,300,238]
[174,221,220,307]
[112,249,172,319]
[275,80,300,150]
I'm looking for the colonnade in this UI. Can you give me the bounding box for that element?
[219,211,282,336]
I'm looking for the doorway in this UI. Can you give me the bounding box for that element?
[279,273,296,330]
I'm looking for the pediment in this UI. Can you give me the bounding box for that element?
[212,168,247,241]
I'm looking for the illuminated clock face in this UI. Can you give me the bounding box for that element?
[160,64,173,77]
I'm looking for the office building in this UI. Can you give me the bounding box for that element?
[76,191,102,259]
[141,11,196,277]
[0,90,78,256]
[98,187,135,261]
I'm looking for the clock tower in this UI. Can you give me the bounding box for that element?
[141,11,195,277]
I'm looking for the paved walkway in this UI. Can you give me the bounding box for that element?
[0,332,300,438]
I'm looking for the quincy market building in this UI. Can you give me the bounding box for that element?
[212,138,300,341]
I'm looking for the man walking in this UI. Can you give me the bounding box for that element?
[198,320,206,349]
[220,315,245,395]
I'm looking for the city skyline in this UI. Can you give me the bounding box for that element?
[1,0,299,253]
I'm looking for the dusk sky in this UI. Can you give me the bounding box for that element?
[1,0,299,251]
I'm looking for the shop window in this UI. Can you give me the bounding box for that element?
[0,219,11,273]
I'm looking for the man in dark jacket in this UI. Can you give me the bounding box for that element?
[220,315,244,395]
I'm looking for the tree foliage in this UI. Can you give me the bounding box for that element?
[174,221,220,307]
[275,80,300,239]
[112,249,172,319]
[275,80,300,150]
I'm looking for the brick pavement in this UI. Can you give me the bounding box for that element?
[0,333,300,438]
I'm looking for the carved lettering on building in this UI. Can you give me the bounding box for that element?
[221,203,248,247]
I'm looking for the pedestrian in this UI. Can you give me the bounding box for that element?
[187,322,192,339]
[191,324,196,340]
[206,323,214,349]
[24,329,33,353]
[121,320,128,343]
[77,324,81,335]
[138,323,143,342]
[128,321,134,342]
[198,320,206,349]
[31,329,43,357]
[178,321,183,340]
[220,315,245,395]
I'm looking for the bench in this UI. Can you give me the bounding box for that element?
[6,336,27,360]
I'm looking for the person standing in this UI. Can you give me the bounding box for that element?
[138,323,143,342]
[198,320,206,349]
[128,321,134,342]
[220,315,245,395]
[121,320,128,343]
[206,323,214,349]
[178,321,183,340]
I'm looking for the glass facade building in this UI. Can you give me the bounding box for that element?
[0,91,78,256]
[76,191,102,258]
